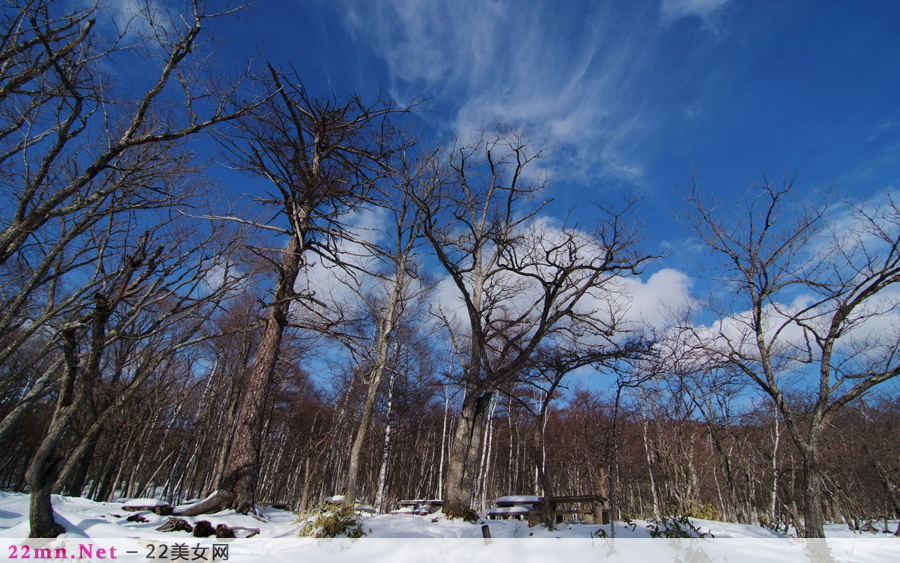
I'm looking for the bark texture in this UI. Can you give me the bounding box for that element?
[217,232,304,513]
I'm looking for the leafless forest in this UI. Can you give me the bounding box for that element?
[1,1,898,540]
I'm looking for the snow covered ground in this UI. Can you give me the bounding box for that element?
[0,492,897,562]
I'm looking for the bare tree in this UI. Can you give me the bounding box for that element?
[0,0,260,450]
[415,128,652,515]
[50,224,248,499]
[861,403,900,536]
[681,178,900,538]
[0,0,256,264]
[289,145,435,507]
[0,0,268,538]
[179,66,415,515]
[24,210,243,537]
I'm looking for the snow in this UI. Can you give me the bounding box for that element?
[0,492,897,562]
[390,506,419,514]
[487,506,531,515]
[121,498,170,508]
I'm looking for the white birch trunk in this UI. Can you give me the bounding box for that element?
[373,369,396,513]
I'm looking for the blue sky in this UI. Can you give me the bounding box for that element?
[218,0,900,271]
[201,0,900,400]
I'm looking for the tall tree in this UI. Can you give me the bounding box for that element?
[290,145,435,507]
[0,0,258,538]
[0,0,256,442]
[681,179,900,538]
[507,339,649,525]
[415,128,652,515]
[25,214,242,537]
[179,66,413,514]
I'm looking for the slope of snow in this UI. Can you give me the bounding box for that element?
[0,492,897,562]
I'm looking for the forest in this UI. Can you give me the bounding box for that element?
[1,0,898,541]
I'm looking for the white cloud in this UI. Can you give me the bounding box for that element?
[199,256,249,300]
[671,284,900,394]
[618,268,694,329]
[293,207,388,308]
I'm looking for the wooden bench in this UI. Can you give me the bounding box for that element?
[487,505,532,519]
[488,494,609,524]
[488,495,540,520]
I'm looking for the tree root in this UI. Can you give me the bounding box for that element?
[174,490,236,517]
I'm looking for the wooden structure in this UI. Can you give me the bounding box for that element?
[487,494,609,524]
[542,495,609,524]
[488,495,539,520]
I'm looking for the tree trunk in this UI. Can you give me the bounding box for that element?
[442,385,491,515]
[535,434,554,526]
[22,380,76,534]
[343,248,409,507]
[57,428,100,497]
[374,369,396,513]
[478,397,497,516]
[771,410,781,522]
[211,379,241,490]
[344,367,387,506]
[608,384,623,538]
[28,472,63,539]
[802,447,827,539]
[27,296,109,537]
[439,384,451,496]
[641,418,660,518]
[197,231,305,515]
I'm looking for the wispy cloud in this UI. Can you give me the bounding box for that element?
[659,0,731,29]
[334,0,661,184]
